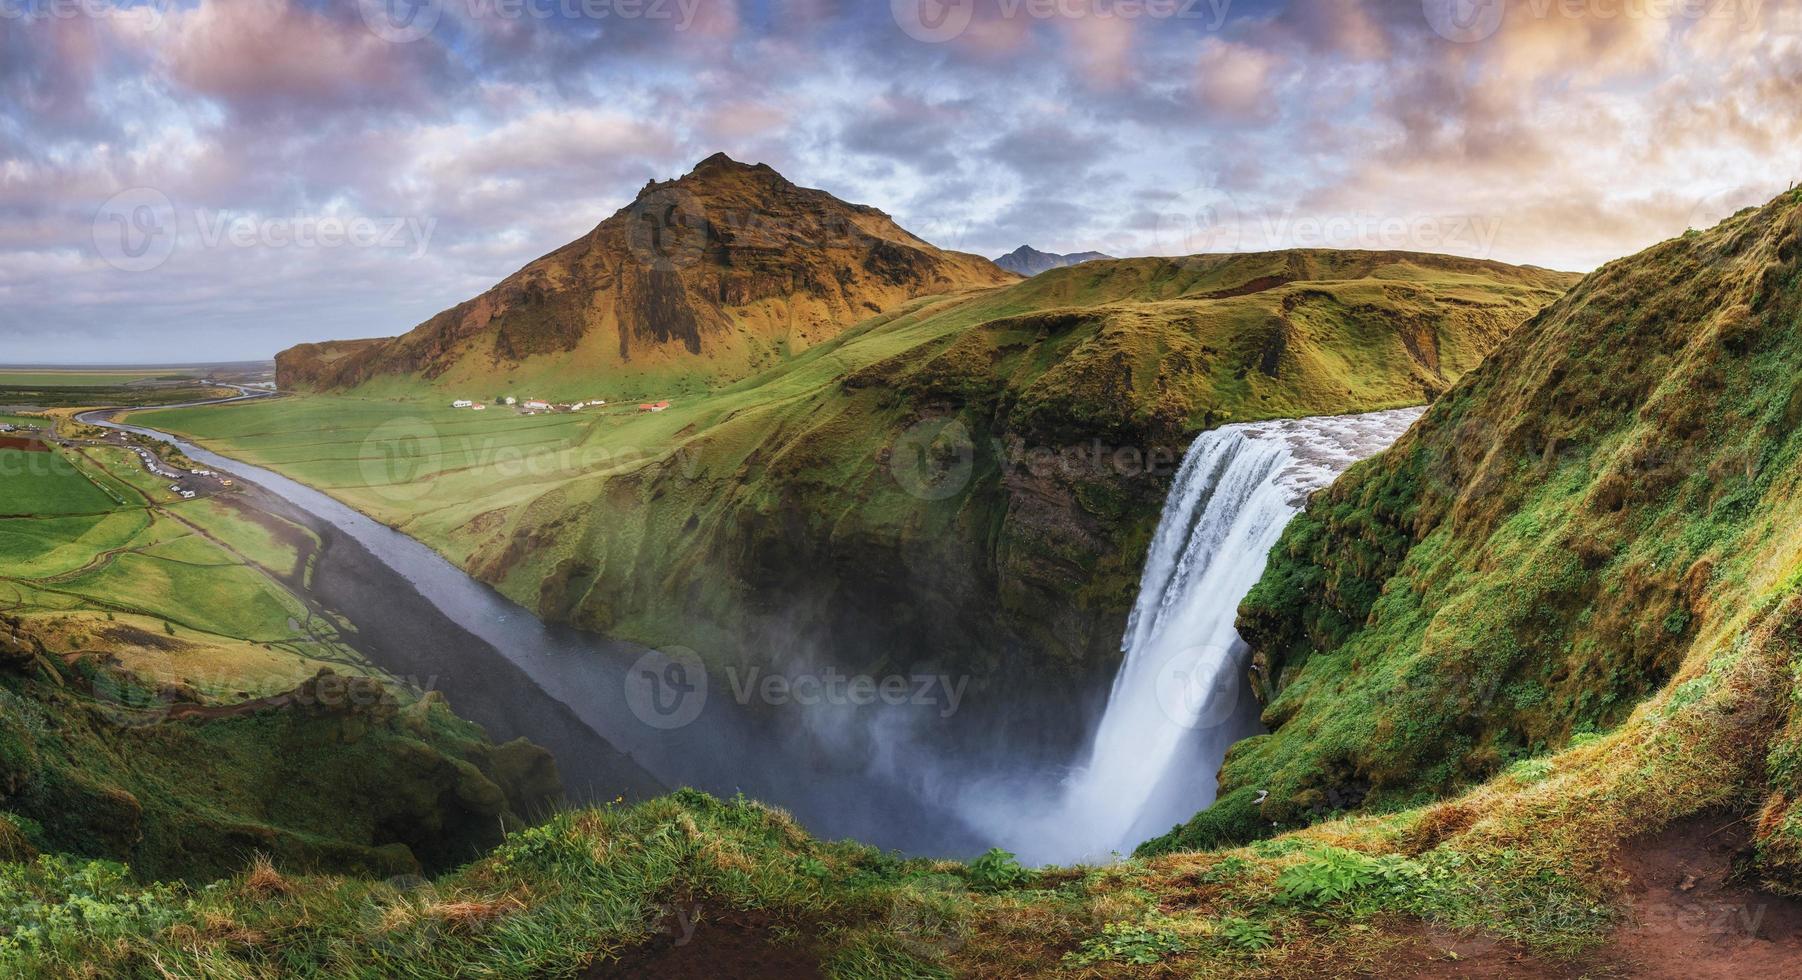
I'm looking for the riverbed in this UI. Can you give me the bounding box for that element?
[82,405,995,857]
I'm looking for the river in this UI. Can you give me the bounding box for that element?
[81,403,992,856]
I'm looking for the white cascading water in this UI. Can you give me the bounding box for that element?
[1007,407,1425,865]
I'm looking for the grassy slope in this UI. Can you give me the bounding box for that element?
[0,438,560,883]
[142,250,1575,679]
[1140,192,1802,890]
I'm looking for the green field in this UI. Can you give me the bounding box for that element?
[0,447,117,515]
[0,439,372,693]
[0,370,196,387]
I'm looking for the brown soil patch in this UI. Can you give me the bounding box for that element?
[580,903,822,980]
[1384,811,1802,978]
[98,623,187,652]
[1605,810,1802,978]
[1377,921,1596,979]
[1201,275,1292,300]
[0,436,48,452]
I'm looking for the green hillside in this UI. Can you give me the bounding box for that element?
[143,250,1574,679]
[0,434,559,884]
[1143,190,1802,896]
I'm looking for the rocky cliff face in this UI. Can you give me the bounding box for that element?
[1158,191,1802,893]
[274,337,389,391]
[277,154,1015,396]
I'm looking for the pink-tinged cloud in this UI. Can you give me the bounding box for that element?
[153,0,438,115]
[1059,13,1138,88]
[1194,38,1281,119]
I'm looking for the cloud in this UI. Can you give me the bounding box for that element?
[1193,37,1282,118]
[152,0,446,118]
[1,0,1798,360]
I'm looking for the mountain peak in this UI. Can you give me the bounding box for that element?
[994,245,1114,277]
[691,151,757,175]
[279,159,1014,392]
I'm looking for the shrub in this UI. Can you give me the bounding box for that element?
[966,848,1034,892]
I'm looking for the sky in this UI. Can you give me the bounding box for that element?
[2,0,1797,363]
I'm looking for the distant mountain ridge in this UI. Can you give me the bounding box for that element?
[993,245,1114,276]
[277,154,1016,395]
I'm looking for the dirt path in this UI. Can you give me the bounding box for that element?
[1388,812,1802,978]
[1604,811,1802,977]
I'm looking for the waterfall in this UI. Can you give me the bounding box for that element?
[1003,407,1424,865]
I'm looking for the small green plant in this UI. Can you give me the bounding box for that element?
[1508,758,1555,783]
[966,848,1033,892]
[1199,854,1253,884]
[1213,915,1274,953]
[1065,921,1186,966]
[1276,848,1380,907]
